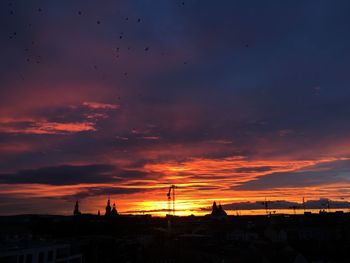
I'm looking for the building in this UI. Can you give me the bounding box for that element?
[105,198,111,217]
[211,201,228,219]
[111,203,118,216]
[0,243,82,263]
[73,201,81,216]
[105,198,118,217]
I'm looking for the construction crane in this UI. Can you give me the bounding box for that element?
[167,185,176,216]
[261,198,269,215]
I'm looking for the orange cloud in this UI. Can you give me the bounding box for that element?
[83,101,120,110]
[111,156,349,215]
[138,136,160,140]
[144,156,341,186]
[0,100,120,135]
[2,155,350,216]
[0,120,96,134]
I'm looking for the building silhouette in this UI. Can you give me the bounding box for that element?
[73,201,81,216]
[105,197,118,217]
[105,197,111,216]
[211,201,227,219]
[111,203,119,216]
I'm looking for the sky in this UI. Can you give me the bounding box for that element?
[1,0,350,216]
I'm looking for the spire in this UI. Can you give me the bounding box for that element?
[218,203,227,216]
[211,201,227,218]
[111,202,119,216]
[74,200,81,216]
[212,201,218,214]
[105,196,111,216]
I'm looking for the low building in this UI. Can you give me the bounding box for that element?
[0,243,82,263]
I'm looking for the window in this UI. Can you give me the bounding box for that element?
[47,250,54,261]
[25,254,32,263]
[0,255,17,263]
[56,247,69,258]
[38,252,44,263]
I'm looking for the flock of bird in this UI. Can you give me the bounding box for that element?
[6,1,252,83]
[7,2,190,70]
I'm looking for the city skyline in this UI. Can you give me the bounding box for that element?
[2,1,350,216]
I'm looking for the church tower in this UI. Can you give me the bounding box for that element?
[210,200,227,219]
[105,197,111,216]
[73,200,81,216]
[211,201,218,215]
[111,202,119,216]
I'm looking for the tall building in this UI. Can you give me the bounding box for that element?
[111,203,119,216]
[73,201,81,216]
[105,197,111,216]
[211,201,227,219]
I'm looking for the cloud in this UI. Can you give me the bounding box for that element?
[2,1,350,215]
[0,164,116,185]
[200,198,350,211]
[0,194,73,215]
[277,129,294,137]
[0,100,120,135]
[0,119,96,134]
[138,136,160,140]
[0,162,158,187]
[235,166,276,173]
[233,159,350,190]
[66,186,150,200]
[144,156,337,186]
[82,101,120,110]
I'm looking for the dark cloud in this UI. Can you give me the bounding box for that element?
[235,166,275,173]
[0,164,117,185]
[0,163,155,186]
[233,159,350,191]
[201,198,350,211]
[0,194,72,215]
[63,186,150,200]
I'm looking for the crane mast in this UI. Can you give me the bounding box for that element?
[167,185,176,216]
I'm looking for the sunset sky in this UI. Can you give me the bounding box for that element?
[1,1,350,216]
